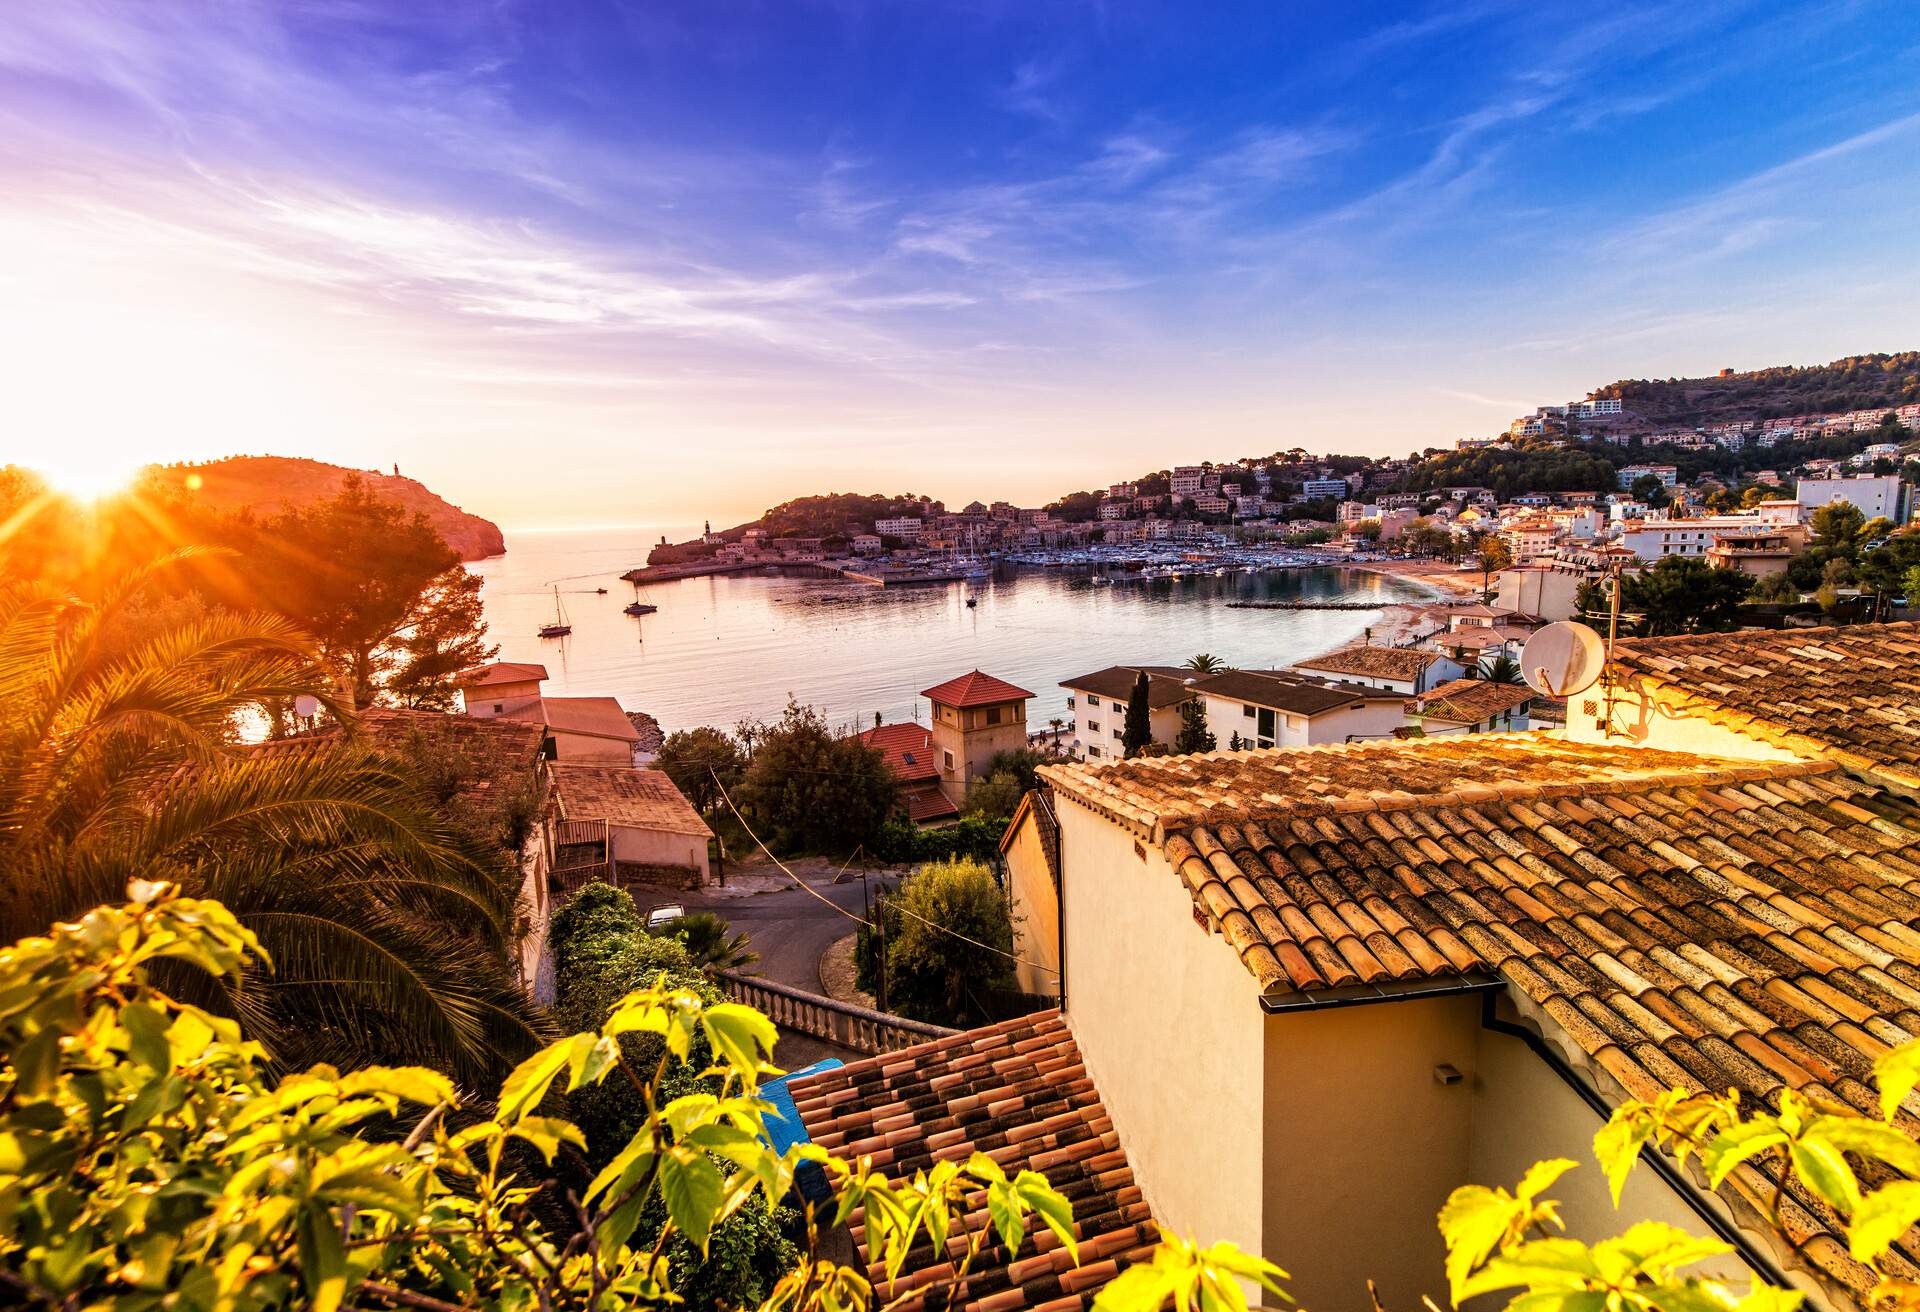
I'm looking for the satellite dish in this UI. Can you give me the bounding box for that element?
[293,694,321,719]
[1520,621,1606,697]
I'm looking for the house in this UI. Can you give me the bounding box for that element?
[323,707,556,1001]
[1288,645,1463,696]
[855,719,957,824]
[1704,531,1799,579]
[1617,515,1809,562]
[1060,665,1196,758]
[497,695,645,764]
[999,786,1062,995]
[991,709,1920,1310]
[548,764,713,888]
[1191,670,1406,748]
[1794,475,1905,522]
[850,533,884,556]
[454,661,550,715]
[1617,463,1679,490]
[922,670,1033,808]
[1402,677,1535,733]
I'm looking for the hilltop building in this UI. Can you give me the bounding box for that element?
[921,670,1033,807]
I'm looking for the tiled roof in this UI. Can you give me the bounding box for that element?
[1060,666,1197,709]
[551,764,712,837]
[922,670,1036,708]
[1188,670,1381,716]
[906,785,961,823]
[1050,732,1920,1301]
[453,661,548,687]
[1406,677,1535,725]
[1001,787,1061,890]
[1291,646,1445,681]
[789,1010,1157,1312]
[860,721,942,783]
[340,708,547,844]
[499,695,642,743]
[1609,622,1920,793]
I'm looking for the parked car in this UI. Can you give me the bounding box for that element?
[644,903,685,931]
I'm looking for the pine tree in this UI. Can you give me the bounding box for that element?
[1174,698,1216,754]
[1121,670,1153,758]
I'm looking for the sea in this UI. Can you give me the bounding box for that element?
[469,527,1438,736]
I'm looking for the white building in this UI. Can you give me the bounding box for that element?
[1060,666,1197,759]
[1170,466,1208,496]
[1617,514,1809,561]
[1301,479,1348,500]
[1192,670,1406,749]
[1617,464,1679,490]
[1794,475,1904,522]
[874,516,924,539]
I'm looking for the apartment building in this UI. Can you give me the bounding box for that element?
[1615,463,1678,490]
[873,516,924,539]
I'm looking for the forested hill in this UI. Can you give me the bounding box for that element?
[1592,352,1920,428]
[139,457,506,560]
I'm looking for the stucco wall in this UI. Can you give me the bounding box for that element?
[1467,1025,1776,1293]
[1004,815,1061,997]
[610,825,711,882]
[1564,677,1805,764]
[1261,996,1481,1310]
[548,731,637,764]
[461,679,544,715]
[1058,797,1269,1256]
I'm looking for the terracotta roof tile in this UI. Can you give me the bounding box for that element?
[923,670,1036,708]
[1406,678,1537,725]
[1292,645,1447,681]
[551,764,712,837]
[789,1011,1156,1312]
[859,721,943,783]
[1610,621,1920,793]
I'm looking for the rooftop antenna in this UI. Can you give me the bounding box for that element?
[1519,620,1606,699]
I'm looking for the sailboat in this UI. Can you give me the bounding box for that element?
[538,586,572,638]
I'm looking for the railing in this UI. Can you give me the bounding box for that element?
[712,970,958,1055]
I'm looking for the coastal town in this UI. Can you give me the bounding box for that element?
[16,5,1920,1311]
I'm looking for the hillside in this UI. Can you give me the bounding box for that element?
[1593,352,1920,428]
[139,457,506,560]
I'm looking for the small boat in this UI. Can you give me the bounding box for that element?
[538,586,572,638]
[594,587,608,595]
[624,602,658,617]
[965,597,977,609]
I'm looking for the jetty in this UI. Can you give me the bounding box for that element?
[1224,600,1386,611]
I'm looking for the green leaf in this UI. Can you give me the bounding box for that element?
[1819,1119,1920,1177]
[498,1034,587,1122]
[1788,1137,1861,1215]
[1876,1038,1920,1122]
[658,1146,726,1253]
[1703,1120,1789,1188]
[338,1066,457,1109]
[1594,1112,1654,1207]
[1733,1285,1805,1312]
[702,1003,779,1081]
[1850,1181,1920,1262]
[508,1115,588,1165]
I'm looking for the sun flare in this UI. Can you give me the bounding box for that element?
[31,455,147,503]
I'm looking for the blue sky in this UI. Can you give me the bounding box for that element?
[1,1,1917,525]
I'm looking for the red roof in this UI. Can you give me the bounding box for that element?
[856,721,940,783]
[904,786,960,822]
[455,661,548,688]
[919,669,1033,708]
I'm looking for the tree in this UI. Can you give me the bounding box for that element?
[1228,730,1245,750]
[655,726,745,815]
[1749,571,1800,604]
[1184,652,1226,672]
[1630,473,1671,507]
[662,910,759,972]
[0,562,540,1085]
[982,747,1048,792]
[1477,536,1512,590]
[1174,698,1216,753]
[1812,499,1868,551]
[963,771,1025,824]
[1121,670,1153,758]
[734,700,897,852]
[1476,655,1523,684]
[1618,556,1754,636]
[870,857,1017,1026]
[227,476,494,710]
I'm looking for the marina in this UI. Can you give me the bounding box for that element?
[472,527,1438,736]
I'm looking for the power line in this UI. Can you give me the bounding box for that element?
[706,767,1060,979]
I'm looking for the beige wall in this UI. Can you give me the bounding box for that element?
[462,679,544,715]
[1468,1025,1774,1293]
[1261,996,1480,1310]
[610,825,711,882]
[550,731,637,764]
[1058,798,1270,1257]
[1565,676,1805,764]
[1003,814,1060,997]
[931,700,1028,803]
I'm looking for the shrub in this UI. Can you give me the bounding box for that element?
[868,857,1016,1026]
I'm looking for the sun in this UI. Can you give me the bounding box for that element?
[31,454,148,503]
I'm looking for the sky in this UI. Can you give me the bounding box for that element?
[1,2,1918,528]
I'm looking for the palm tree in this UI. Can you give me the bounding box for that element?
[0,560,541,1086]
[1476,655,1524,685]
[665,911,758,972]
[1184,653,1226,673]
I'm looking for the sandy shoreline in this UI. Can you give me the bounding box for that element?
[1343,559,1487,648]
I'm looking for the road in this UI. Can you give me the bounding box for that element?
[681,867,896,995]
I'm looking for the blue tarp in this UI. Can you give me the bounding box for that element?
[761,1058,843,1208]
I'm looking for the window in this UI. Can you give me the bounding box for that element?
[1088,746,1102,757]
[986,706,1001,725]
[1242,703,1256,718]
[1112,727,1123,740]
[1087,694,1101,707]
[1087,720,1100,733]
[493,703,504,713]
[943,750,955,770]
[1257,707,1276,739]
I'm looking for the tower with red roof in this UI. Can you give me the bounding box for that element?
[919,670,1034,809]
